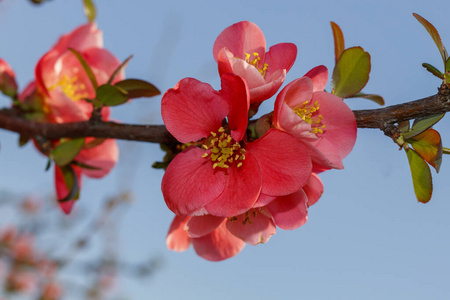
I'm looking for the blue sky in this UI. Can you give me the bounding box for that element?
[0,0,449,299]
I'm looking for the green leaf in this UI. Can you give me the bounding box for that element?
[445,57,450,83]
[413,13,448,66]
[107,55,133,85]
[51,138,85,166]
[405,148,433,203]
[96,84,129,106]
[19,135,29,147]
[330,22,345,63]
[45,159,51,171]
[422,63,444,79]
[331,47,371,98]
[346,92,384,105]
[83,0,96,22]
[58,165,80,203]
[402,113,444,139]
[114,79,161,99]
[72,160,102,170]
[68,48,98,90]
[398,120,410,133]
[406,129,443,172]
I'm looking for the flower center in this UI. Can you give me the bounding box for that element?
[244,52,268,78]
[202,127,246,169]
[228,208,264,225]
[50,75,88,102]
[293,100,326,134]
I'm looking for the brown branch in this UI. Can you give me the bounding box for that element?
[0,90,449,144]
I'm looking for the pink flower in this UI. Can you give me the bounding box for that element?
[161,74,312,218]
[29,23,122,214]
[273,65,357,170]
[166,172,323,261]
[0,58,17,98]
[213,21,297,103]
[166,215,245,261]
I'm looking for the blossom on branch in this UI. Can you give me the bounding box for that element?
[273,65,357,170]
[161,74,312,218]
[213,21,297,104]
[19,23,123,214]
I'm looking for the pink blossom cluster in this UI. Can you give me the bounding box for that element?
[0,23,122,214]
[162,21,357,261]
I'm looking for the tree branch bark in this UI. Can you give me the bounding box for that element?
[0,91,449,145]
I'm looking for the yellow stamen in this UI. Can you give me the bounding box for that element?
[244,52,269,78]
[293,100,326,135]
[202,127,246,169]
[49,75,88,101]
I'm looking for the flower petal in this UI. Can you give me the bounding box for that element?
[226,208,276,245]
[246,129,312,196]
[277,102,317,141]
[309,91,357,168]
[166,215,191,252]
[162,147,226,216]
[75,138,119,178]
[52,23,103,53]
[264,43,297,79]
[274,77,313,122]
[217,49,266,88]
[304,65,329,92]
[185,215,224,238]
[266,189,308,230]
[83,48,123,83]
[205,153,261,217]
[303,173,323,207]
[192,220,245,261]
[213,21,266,61]
[249,69,286,103]
[161,78,228,143]
[253,193,277,208]
[220,73,249,142]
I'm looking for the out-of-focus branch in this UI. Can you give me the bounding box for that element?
[1,89,449,144]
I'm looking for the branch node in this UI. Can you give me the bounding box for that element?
[438,82,450,103]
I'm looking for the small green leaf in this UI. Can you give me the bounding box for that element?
[107,55,133,85]
[19,135,29,147]
[72,160,102,170]
[45,159,52,171]
[51,138,85,166]
[406,129,443,172]
[58,165,80,202]
[422,63,444,79]
[402,113,444,139]
[96,84,129,106]
[346,92,384,105]
[114,79,161,98]
[405,148,433,203]
[331,47,371,98]
[330,22,345,63]
[83,0,96,22]
[398,120,410,133]
[445,57,450,83]
[68,48,98,90]
[413,13,448,66]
